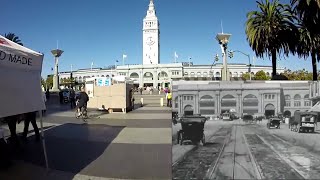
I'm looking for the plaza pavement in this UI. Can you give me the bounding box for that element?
[0,102,172,180]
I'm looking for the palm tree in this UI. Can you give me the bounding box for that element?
[246,0,298,78]
[4,33,23,46]
[291,0,320,36]
[295,22,320,80]
[291,0,320,80]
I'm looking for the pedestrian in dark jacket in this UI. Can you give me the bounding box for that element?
[22,111,40,142]
[4,114,21,148]
[69,88,76,109]
[59,91,63,104]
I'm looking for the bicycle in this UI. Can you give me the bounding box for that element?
[75,100,88,122]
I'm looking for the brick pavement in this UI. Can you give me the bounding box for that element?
[0,100,172,180]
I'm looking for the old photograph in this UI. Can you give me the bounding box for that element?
[172,80,320,179]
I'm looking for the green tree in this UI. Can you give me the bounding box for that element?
[282,69,313,80]
[246,0,298,78]
[46,75,53,89]
[254,70,270,80]
[4,33,23,46]
[41,78,46,88]
[241,72,251,80]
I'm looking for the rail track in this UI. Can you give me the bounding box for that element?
[172,126,232,179]
[172,121,262,180]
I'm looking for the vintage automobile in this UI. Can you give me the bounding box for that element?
[289,111,317,133]
[177,114,207,145]
[222,112,232,121]
[243,114,255,124]
[267,118,281,129]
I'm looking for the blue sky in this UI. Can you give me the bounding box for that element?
[2,0,313,77]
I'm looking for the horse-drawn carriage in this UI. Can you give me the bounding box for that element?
[289,111,317,133]
[267,118,281,129]
[177,114,207,145]
[243,114,255,124]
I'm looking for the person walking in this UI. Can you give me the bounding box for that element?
[139,87,143,95]
[0,126,11,169]
[76,87,89,120]
[45,89,50,100]
[69,88,76,109]
[167,91,172,107]
[22,111,40,142]
[59,90,63,104]
[4,114,21,147]
[42,91,47,115]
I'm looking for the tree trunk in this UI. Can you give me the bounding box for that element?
[271,50,277,78]
[311,51,317,81]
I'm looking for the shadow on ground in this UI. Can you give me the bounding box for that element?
[13,123,125,175]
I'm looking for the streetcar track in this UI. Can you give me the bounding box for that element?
[205,127,232,179]
[240,125,263,179]
[243,125,305,179]
[172,126,233,180]
[207,121,264,180]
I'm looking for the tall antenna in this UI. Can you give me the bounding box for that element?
[221,20,224,34]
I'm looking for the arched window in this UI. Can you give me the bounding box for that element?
[304,94,310,106]
[199,95,215,115]
[285,95,291,107]
[294,94,301,107]
[243,94,258,114]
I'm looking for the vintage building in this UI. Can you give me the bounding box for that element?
[172,81,311,118]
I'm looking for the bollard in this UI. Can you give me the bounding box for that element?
[141,98,144,105]
[160,98,164,106]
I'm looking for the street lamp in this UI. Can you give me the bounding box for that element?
[229,50,252,80]
[216,33,231,81]
[51,49,64,92]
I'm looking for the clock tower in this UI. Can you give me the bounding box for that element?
[143,0,160,65]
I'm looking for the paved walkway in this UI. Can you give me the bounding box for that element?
[0,104,172,180]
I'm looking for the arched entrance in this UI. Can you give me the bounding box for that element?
[283,110,291,117]
[221,95,236,114]
[184,105,194,116]
[130,72,139,78]
[243,94,259,115]
[265,104,275,118]
[143,72,153,87]
[158,71,169,88]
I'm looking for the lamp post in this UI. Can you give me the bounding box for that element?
[70,64,74,88]
[230,50,252,80]
[51,49,64,92]
[216,33,231,81]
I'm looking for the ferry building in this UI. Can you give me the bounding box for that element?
[58,0,285,89]
[172,81,311,118]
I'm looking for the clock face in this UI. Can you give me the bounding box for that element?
[146,36,155,46]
